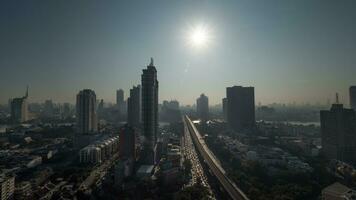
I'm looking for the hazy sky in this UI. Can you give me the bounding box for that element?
[1,0,355,105]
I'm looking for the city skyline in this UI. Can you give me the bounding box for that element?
[2,1,356,199]
[1,0,356,105]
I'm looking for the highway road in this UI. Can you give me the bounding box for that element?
[184,115,249,200]
[182,117,214,195]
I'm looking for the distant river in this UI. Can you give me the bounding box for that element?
[264,121,320,126]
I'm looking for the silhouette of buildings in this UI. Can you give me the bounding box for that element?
[97,99,104,119]
[226,86,255,131]
[141,58,159,164]
[321,97,356,164]
[162,100,179,110]
[196,94,209,120]
[61,103,73,119]
[160,100,181,123]
[10,86,29,123]
[119,124,136,161]
[222,97,227,121]
[350,86,356,110]
[116,89,124,106]
[116,89,127,116]
[127,85,141,127]
[43,100,54,117]
[76,89,98,134]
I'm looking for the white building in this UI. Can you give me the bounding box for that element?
[79,146,102,164]
[26,156,42,168]
[79,136,119,164]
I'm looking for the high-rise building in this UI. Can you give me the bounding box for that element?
[43,100,54,117]
[116,89,127,117]
[226,86,255,131]
[61,103,72,119]
[119,124,136,161]
[196,94,209,120]
[97,99,104,119]
[76,89,98,134]
[11,86,29,123]
[321,101,356,164]
[127,85,141,127]
[222,97,227,121]
[350,86,356,110]
[116,89,124,106]
[141,58,159,164]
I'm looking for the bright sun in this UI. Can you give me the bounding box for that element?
[187,24,211,49]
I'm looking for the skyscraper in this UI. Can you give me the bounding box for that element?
[116,89,127,118]
[11,86,29,123]
[226,86,255,132]
[116,89,124,106]
[222,97,227,121]
[196,94,209,120]
[350,86,356,110]
[127,85,141,127]
[119,124,136,161]
[141,58,158,164]
[321,101,356,164]
[76,89,98,134]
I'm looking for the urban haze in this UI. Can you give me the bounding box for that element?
[1,1,356,200]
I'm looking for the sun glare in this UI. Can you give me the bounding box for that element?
[187,24,211,49]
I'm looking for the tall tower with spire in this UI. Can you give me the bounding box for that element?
[141,57,159,164]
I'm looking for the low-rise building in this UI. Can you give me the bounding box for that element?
[79,146,102,164]
[15,181,32,199]
[137,165,154,178]
[26,156,42,168]
[79,136,119,164]
[322,182,356,200]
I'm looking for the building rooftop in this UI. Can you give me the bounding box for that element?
[137,165,154,174]
[323,182,353,197]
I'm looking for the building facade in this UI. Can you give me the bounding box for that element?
[222,97,228,121]
[226,86,255,132]
[141,58,159,164]
[127,85,141,127]
[0,174,15,200]
[116,89,127,116]
[321,103,356,164]
[11,87,28,123]
[350,86,356,110]
[119,125,136,160]
[196,94,209,120]
[116,89,124,106]
[76,89,98,134]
